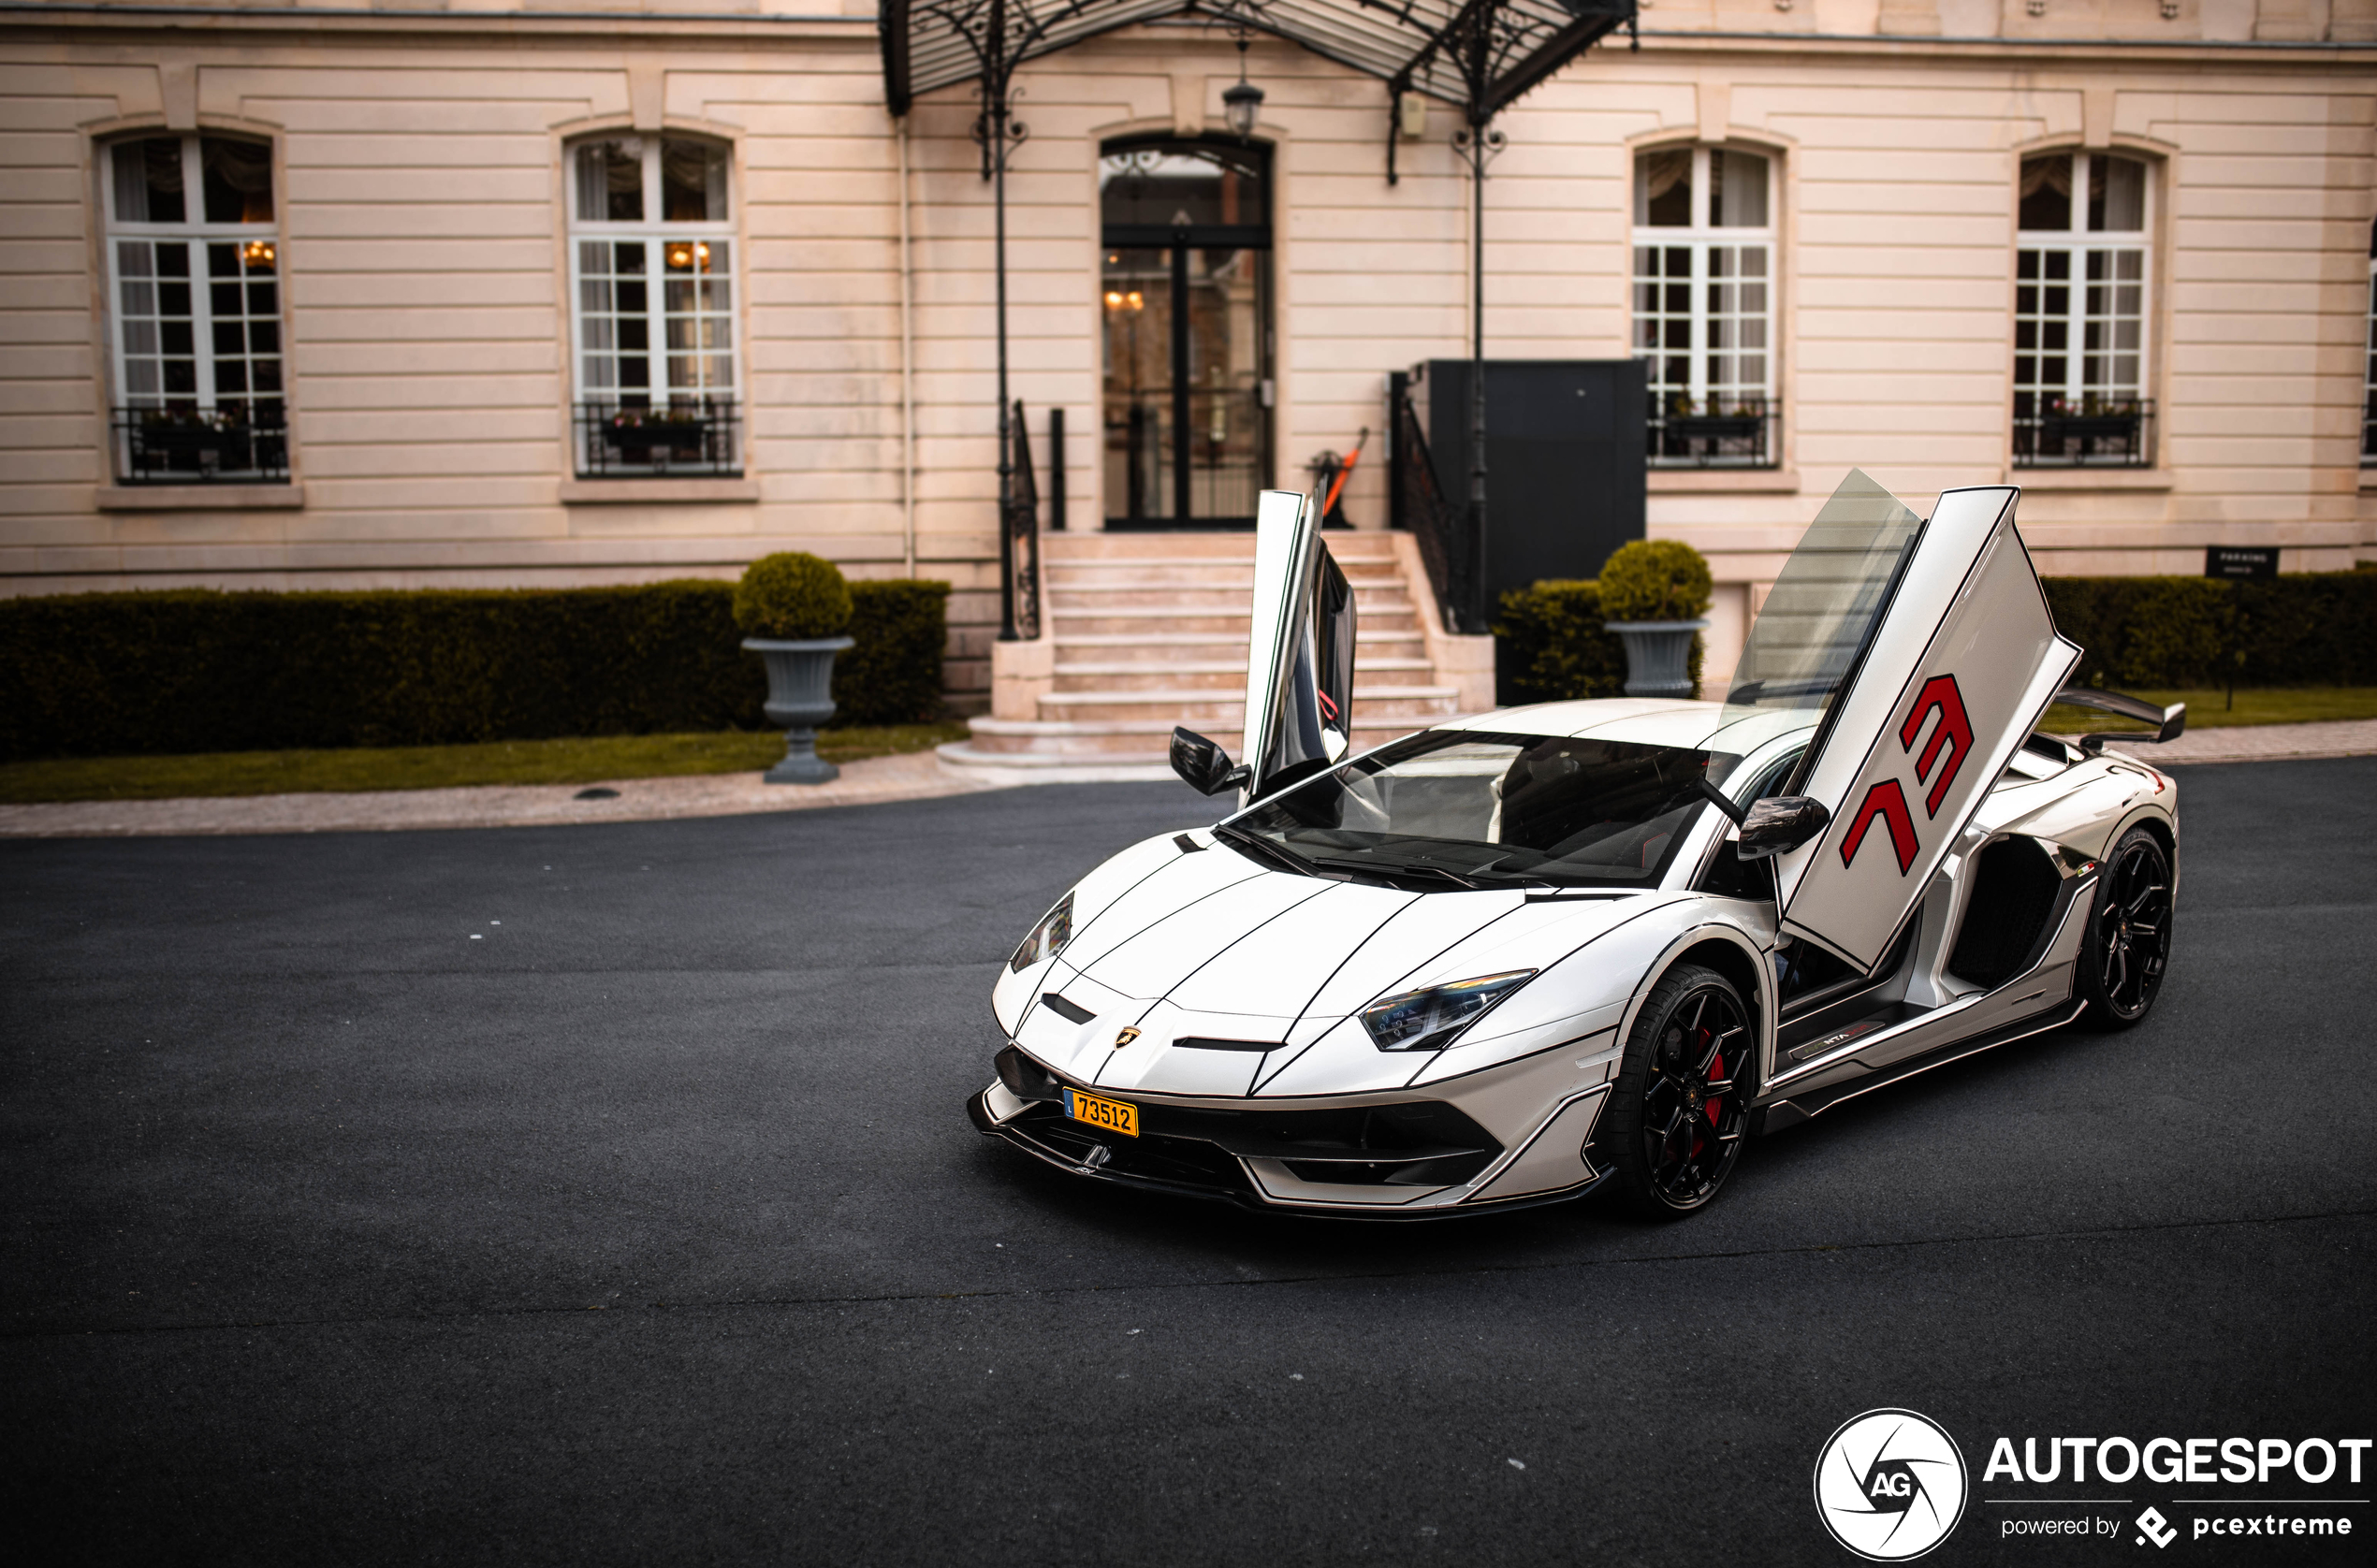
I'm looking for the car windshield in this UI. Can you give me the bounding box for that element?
[1721,468,1922,719]
[1222,730,1742,890]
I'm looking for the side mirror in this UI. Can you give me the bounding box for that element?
[1171,726,1251,797]
[1737,795,1831,863]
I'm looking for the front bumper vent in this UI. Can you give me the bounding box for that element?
[991,1046,1502,1194]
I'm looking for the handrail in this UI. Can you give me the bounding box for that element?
[1388,371,1482,633]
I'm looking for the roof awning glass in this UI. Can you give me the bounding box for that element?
[881,0,1637,121]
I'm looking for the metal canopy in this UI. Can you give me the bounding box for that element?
[881,0,1637,123]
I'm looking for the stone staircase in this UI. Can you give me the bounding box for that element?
[939,530,1492,785]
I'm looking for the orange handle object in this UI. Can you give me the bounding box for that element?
[1323,426,1369,517]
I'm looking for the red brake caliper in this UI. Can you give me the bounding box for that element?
[1705,1049,1726,1128]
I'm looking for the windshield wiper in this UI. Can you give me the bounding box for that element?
[1214,822,1314,878]
[1309,855,1495,891]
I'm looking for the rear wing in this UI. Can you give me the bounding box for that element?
[2055,688,2186,755]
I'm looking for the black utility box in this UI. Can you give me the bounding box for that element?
[1420,358,1648,617]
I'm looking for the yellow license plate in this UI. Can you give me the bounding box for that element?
[1065,1088,1139,1138]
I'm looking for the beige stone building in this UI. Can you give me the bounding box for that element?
[2,0,2372,740]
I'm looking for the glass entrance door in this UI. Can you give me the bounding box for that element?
[1100,138,1272,529]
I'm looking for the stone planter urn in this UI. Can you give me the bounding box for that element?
[743,635,854,784]
[1606,619,1709,700]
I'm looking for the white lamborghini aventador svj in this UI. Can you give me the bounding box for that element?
[969,472,2183,1220]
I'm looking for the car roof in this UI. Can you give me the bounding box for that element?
[1436,698,1822,757]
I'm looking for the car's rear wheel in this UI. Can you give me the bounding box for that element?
[2078,826,2172,1029]
[1601,964,1753,1220]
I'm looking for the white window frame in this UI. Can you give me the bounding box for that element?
[102,135,285,412]
[2014,148,2155,468]
[1631,142,1778,470]
[565,133,740,479]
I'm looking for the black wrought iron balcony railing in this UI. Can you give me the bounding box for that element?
[1647,396,1780,470]
[113,404,290,485]
[576,399,741,478]
[2015,397,2156,469]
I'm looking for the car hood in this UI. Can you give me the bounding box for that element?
[999,835,1679,1098]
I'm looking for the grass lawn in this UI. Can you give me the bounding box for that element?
[2041,686,2377,735]
[0,722,972,805]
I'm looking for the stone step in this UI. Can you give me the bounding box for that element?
[1052,584,1412,615]
[1051,609,1419,636]
[1049,635,1430,667]
[1041,530,1398,562]
[1053,629,1427,650]
[1051,656,1435,692]
[1036,687,1460,724]
[957,716,1436,759]
[1045,562,1406,588]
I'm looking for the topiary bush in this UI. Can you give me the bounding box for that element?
[1595,539,1714,624]
[733,552,853,640]
[0,576,952,761]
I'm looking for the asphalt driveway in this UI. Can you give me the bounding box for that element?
[4,760,2371,1566]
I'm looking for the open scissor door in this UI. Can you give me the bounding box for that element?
[1240,488,1356,804]
[1724,472,2081,970]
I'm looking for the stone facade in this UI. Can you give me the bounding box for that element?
[1,2,2371,695]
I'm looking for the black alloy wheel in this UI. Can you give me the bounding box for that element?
[1602,964,1755,1220]
[2078,826,2173,1028]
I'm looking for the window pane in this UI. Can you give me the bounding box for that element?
[662,138,729,223]
[200,138,273,224]
[1637,149,1692,227]
[2089,155,2146,232]
[2019,153,2073,232]
[578,139,643,223]
[115,138,186,225]
[1713,150,1768,228]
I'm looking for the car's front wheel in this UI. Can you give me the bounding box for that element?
[2077,825,2173,1029]
[1600,964,1754,1220]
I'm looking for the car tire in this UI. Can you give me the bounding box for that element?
[2076,825,2173,1030]
[1599,964,1755,1221]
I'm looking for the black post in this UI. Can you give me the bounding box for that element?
[1466,123,1485,637]
[1169,234,1191,525]
[1049,405,1066,530]
[992,72,1014,638]
[1387,369,1408,535]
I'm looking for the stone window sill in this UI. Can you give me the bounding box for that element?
[561,478,758,504]
[2009,470,2173,492]
[1648,469,1800,494]
[96,484,305,512]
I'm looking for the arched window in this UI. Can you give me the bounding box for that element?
[566,134,739,477]
[1633,144,1776,469]
[2014,151,2154,469]
[103,134,288,484]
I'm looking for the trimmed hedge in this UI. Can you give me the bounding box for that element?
[0,577,950,762]
[1495,578,1703,705]
[1496,570,2377,709]
[2045,573,2377,689]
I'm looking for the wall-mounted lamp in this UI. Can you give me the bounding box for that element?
[1222,34,1264,140]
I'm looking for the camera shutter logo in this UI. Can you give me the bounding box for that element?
[1813,1408,1969,1561]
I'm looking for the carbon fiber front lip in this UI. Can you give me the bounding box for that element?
[968,1088,1612,1221]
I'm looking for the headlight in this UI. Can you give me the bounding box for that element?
[1358,970,1536,1053]
[1010,891,1074,973]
